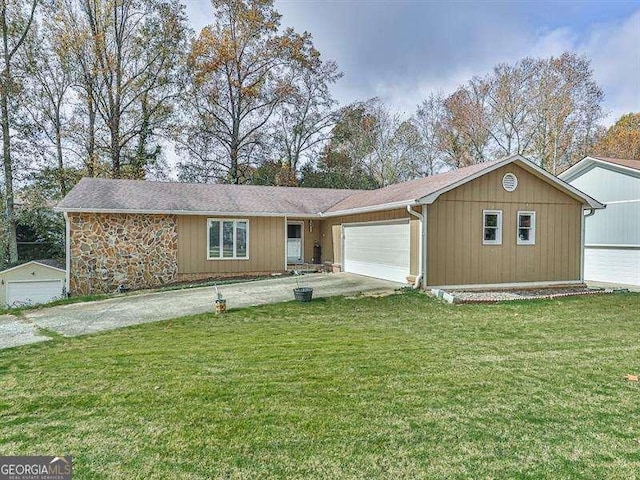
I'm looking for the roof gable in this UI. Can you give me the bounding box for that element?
[438,162,581,205]
[560,156,640,182]
[0,260,66,275]
[415,154,604,209]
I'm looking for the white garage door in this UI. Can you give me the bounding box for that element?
[584,247,640,286]
[6,280,64,307]
[343,221,410,283]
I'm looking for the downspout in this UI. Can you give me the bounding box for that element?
[284,215,288,271]
[64,212,71,296]
[581,207,596,283]
[407,204,424,289]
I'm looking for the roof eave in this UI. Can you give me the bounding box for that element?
[57,200,421,218]
[321,200,416,218]
[415,154,522,205]
[0,260,66,275]
[55,207,323,218]
[560,156,640,182]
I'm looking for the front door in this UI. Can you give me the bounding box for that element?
[287,223,303,264]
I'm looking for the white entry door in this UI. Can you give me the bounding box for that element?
[343,221,410,283]
[287,222,303,264]
[6,280,64,307]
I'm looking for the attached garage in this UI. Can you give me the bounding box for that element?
[342,221,410,283]
[0,260,66,307]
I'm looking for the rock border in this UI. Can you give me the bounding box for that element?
[430,287,616,304]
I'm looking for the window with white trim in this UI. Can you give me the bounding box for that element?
[207,219,249,259]
[517,211,536,245]
[483,210,502,245]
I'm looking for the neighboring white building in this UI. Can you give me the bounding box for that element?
[0,260,66,307]
[560,156,640,287]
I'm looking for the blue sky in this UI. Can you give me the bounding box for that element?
[183,0,640,125]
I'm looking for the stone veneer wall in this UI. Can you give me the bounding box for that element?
[69,213,178,295]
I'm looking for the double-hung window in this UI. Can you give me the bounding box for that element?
[483,210,502,245]
[208,219,249,259]
[517,211,536,245]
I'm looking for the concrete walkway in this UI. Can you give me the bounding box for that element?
[0,273,399,350]
[586,281,640,292]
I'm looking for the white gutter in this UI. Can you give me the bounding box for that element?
[322,200,414,218]
[54,200,417,220]
[406,204,424,289]
[54,207,324,219]
[284,216,288,270]
[580,207,596,283]
[64,212,71,295]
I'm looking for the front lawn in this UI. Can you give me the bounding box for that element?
[1,292,639,478]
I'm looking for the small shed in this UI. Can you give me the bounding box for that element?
[0,260,66,307]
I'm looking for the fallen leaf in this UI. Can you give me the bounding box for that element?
[624,374,638,382]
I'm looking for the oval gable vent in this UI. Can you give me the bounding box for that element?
[502,173,518,192]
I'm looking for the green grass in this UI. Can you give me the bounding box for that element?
[1,292,639,478]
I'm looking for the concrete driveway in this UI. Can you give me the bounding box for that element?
[0,273,399,350]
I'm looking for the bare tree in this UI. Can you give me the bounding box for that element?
[23,13,76,197]
[0,0,38,264]
[181,0,320,184]
[62,0,188,179]
[413,93,448,175]
[483,58,539,157]
[321,99,423,187]
[53,0,103,177]
[270,60,342,182]
[437,86,491,167]
[530,53,604,173]
[418,53,604,173]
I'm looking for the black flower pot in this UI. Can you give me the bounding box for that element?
[293,287,313,302]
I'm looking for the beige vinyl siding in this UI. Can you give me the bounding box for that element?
[177,215,286,274]
[320,207,421,276]
[426,163,582,286]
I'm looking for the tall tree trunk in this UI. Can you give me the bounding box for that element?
[0,85,17,265]
[110,120,121,178]
[133,98,150,179]
[87,91,96,177]
[229,143,239,184]
[1,6,17,265]
[55,107,66,196]
[230,114,240,183]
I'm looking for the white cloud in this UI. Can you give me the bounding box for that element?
[529,27,576,57]
[581,10,640,123]
[368,9,639,124]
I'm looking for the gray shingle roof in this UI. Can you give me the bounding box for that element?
[56,178,364,216]
[33,259,66,270]
[325,160,502,213]
[56,155,600,216]
[591,156,640,171]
